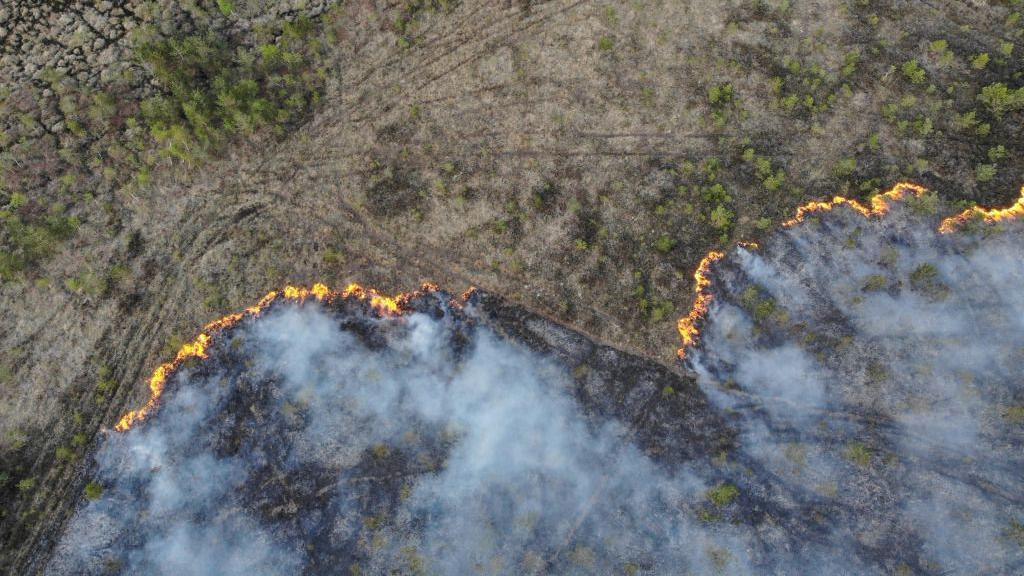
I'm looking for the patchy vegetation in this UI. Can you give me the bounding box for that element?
[135,17,326,164]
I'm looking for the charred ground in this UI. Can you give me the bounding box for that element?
[44,289,732,574]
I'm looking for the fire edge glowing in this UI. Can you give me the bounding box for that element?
[676,183,1024,360]
[114,282,439,432]
[116,184,1024,431]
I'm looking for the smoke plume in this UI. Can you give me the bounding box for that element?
[48,191,1024,575]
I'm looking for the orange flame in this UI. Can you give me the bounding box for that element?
[781,182,927,227]
[677,182,928,360]
[114,282,438,432]
[675,182,1024,361]
[676,251,725,360]
[938,186,1024,234]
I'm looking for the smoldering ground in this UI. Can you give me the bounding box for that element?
[48,198,1024,575]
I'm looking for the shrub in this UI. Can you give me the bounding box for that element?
[862,275,888,291]
[1,211,80,281]
[653,235,676,254]
[710,205,734,230]
[833,157,857,178]
[905,191,940,215]
[649,299,674,323]
[1004,406,1024,425]
[16,477,36,493]
[975,163,997,183]
[84,481,104,501]
[709,83,735,107]
[901,60,926,84]
[841,50,860,77]
[988,145,1008,163]
[706,483,739,507]
[216,0,235,16]
[978,83,1024,118]
[136,21,324,164]
[910,263,949,300]
[96,374,117,397]
[845,442,872,468]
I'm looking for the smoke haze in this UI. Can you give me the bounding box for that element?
[48,196,1024,575]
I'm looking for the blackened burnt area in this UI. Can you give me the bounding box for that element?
[177,302,463,574]
[466,289,734,467]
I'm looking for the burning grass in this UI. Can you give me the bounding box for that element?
[675,181,1024,360]
[114,282,441,432]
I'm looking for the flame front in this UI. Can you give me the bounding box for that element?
[676,251,725,360]
[114,282,438,432]
[675,181,1024,361]
[781,182,927,227]
[938,186,1024,233]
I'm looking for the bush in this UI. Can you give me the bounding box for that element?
[710,205,734,230]
[84,481,104,501]
[16,477,36,493]
[0,211,80,281]
[988,145,1008,163]
[706,483,739,507]
[975,163,997,183]
[216,0,234,16]
[901,60,926,84]
[845,443,872,468]
[978,83,1024,118]
[653,235,676,254]
[833,157,857,178]
[862,275,888,291]
[649,299,674,323]
[910,263,949,300]
[1004,406,1024,425]
[708,83,735,107]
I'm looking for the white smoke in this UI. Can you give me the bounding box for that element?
[48,302,759,575]
[46,197,1024,576]
[691,202,1024,574]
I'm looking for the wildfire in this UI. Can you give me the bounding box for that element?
[676,251,725,360]
[114,282,437,432]
[938,186,1024,234]
[781,182,927,227]
[675,182,1024,361]
[678,182,932,361]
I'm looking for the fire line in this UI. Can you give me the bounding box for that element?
[676,182,1023,360]
[114,282,439,432]
[116,182,1024,430]
[938,185,1024,234]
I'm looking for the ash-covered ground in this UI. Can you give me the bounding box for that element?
[46,200,1024,576]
